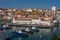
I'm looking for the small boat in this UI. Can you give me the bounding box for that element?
[32,27,36,30]
[31,27,39,32]
[1,24,12,30]
[25,28,34,34]
[12,30,28,38]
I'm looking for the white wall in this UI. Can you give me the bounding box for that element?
[15,20,31,24]
[31,20,40,24]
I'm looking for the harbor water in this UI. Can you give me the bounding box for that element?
[0,24,60,40]
[0,26,55,40]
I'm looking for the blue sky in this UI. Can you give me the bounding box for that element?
[0,0,60,9]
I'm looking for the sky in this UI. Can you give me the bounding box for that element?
[0,0,60,9]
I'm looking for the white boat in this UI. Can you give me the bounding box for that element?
[25,28,30,32]
[32,27,36,29]
[17,30,22,33]
[3,25,6,28]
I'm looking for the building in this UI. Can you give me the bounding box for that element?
[12,18,32,24]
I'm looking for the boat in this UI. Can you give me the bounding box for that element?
[31,27,39,32]
[0,24,12,30]
[12,30,28,38]
[21,27,39,34]
[25,28,34,34]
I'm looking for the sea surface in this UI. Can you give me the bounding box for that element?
[0,25,60,40]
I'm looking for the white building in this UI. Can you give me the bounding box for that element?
[12,18,32,24]
[25,8,32,12]
[31,19,41,24]
[52,6,56,12]
[12,17,51,26]
[7,16,12,20]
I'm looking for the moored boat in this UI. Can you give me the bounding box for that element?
[31,27,39,32]
[12,30,28,38]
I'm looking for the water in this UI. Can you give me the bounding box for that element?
[0,25,60,40]
[4,26,54,40]
[56,24,60,37]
